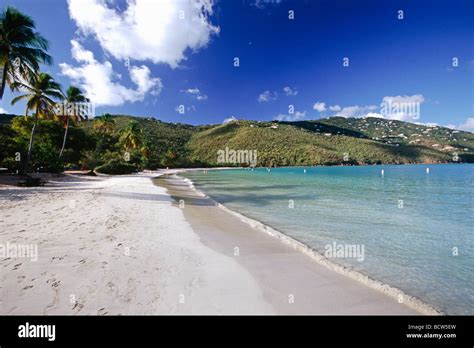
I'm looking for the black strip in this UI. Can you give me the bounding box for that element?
[0,315,472,347]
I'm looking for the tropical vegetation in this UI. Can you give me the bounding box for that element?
[0,6,473,177]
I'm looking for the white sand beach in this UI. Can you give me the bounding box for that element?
[0,172,435,315]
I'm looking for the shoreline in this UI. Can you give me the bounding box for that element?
[155,171,439,315]
[0,169,442,314]
[166,169,442,315]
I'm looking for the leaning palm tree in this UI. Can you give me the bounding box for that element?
[58,86,89,158]
[11,72,63,173]
[93,113,116,134]
[0,7,52,100]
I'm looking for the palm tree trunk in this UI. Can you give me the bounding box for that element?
[0,63,8,100]
[22,107,39,174]
[59,116,70,159]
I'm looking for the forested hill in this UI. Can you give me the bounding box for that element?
[187,117,474,166]
[1,114,473,172]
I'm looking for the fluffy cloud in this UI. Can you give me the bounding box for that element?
[275,110,306,122]
[329,105,341,112]
[130,65,163,96]
[313,102,326,112]
[0,107,8,113]
[283,86,298,96]
[258,90,278,103]
[60,40,163,106]
[446,117,474,132]
[223,116,238,124]
[67,0,219,68]
[182,88,208,101]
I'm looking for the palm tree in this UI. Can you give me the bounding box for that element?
[0,7,52,100]
[58,86,89,158]
[120,120,142,151]
[11,72,63,173]
[93,113,116,134]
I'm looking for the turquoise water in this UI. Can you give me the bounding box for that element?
[183,164,474,314]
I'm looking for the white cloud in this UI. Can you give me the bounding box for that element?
[446,117,474,132]
[382,94,425,105]
[313,102,326,112]
[365,112,384,118]
[223,116,238,124]
[70,39,95,63]
[258,90,278,103]
[130,65,163,96]
[67,0,219,68]
[0,107,8,113]
[334,105,377,118]
[60,40,163,106]
[275,110,306,122]
[314,101,381,118]
[184,88,200,95]
[324,95,425,122]
[181,88,207,101]
[283,86,297,96]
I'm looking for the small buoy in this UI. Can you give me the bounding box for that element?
[426,167,430,174]
[304,169,306,174]
[381,169,385,176]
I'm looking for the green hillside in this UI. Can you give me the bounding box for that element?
[187,118,474,166]
[1,113,473,173]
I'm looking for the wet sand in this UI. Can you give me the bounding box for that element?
[155,173,431,314]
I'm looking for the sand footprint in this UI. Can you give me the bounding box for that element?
[97,307,108,315]
[72,302,84,312]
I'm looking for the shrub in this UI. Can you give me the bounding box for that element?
[95,159,137,175]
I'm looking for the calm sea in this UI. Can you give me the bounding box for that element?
[182,164,474,314]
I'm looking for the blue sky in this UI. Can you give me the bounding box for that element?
[1,0,473,130]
